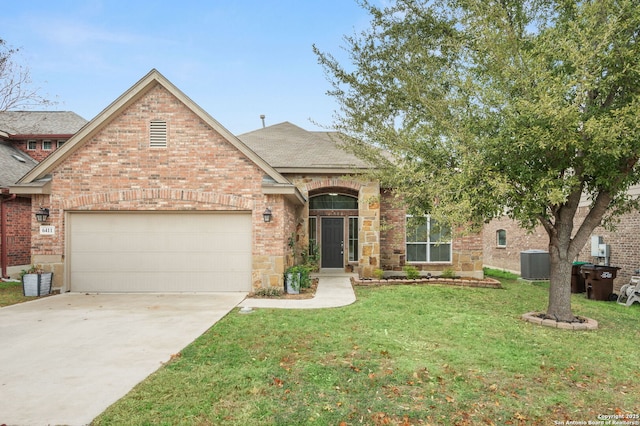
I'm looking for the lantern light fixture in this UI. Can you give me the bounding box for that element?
[262,207,272,223]
[35,207,50,223]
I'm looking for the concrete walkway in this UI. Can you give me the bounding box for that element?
[240,269,357,309]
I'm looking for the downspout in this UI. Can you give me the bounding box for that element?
[1,193,17,279]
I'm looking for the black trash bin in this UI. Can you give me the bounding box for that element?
[580,264,620,301]
[571,262,591,293]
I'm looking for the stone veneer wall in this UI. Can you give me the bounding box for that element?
[289,175,380,277]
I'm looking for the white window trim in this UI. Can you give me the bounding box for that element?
[42,140,52,151]
[27,140,37,150]
[405,215,452,264]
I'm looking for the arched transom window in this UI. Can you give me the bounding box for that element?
[309,194,358,210]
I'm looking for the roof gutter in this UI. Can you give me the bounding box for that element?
[262,183,306,205]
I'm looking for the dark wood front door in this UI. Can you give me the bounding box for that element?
[321,217,343,268]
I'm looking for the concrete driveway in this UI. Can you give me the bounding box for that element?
[0,292,246,426]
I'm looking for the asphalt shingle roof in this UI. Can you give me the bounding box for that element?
[237,122,368,170]
[0,111,87,136]
[0,141,38,187]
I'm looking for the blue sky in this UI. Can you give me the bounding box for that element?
[2,1,373,134]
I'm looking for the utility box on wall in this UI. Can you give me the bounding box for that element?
[520,250,550,280]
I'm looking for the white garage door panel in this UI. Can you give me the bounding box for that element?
[69,213,252,292]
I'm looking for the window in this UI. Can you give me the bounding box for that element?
[406,216,451,263]
[308,217,317,255]
[309,194,358,210]
[150,120,167,147]
[348,217,359,262]
[57,140,66,148]
[27,140,37,150]
[497,229,507,247]
[42,140,52,150]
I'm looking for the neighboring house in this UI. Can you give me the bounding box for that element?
[10,69,483,293]
[483,185,640,292]
[0,111,87,278]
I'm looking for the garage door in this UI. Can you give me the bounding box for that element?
[68,212,252,292]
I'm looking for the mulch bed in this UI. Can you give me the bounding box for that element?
[248,278,318,300]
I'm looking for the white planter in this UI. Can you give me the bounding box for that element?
[285,272,300,294]
[22,273,53,296]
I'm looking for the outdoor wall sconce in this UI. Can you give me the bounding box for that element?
[35,207,50,223]
[263,207,272,223]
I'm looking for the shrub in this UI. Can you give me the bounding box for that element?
[373,269,385,280]
[252,287,283,297]
[440,268,456,279]
[403,265,420,280]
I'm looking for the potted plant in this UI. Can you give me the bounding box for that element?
[21,264,53,297]
[284,265,302,294]
[284,265,313,294]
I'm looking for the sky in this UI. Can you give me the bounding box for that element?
[1,1,374,135]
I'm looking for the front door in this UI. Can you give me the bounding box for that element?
[321,217,343,268]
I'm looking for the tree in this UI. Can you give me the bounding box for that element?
[0,39,52,111]
[315,0,640,322]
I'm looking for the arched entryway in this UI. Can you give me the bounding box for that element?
[308,189,359,269]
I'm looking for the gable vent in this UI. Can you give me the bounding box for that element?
[150,120,167,148]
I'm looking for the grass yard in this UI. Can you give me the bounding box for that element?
[0,280,34,307]
[86,277,638,425]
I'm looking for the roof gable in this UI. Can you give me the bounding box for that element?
[16,69,292,188]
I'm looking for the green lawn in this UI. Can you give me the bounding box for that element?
[91,277,640,425]
[0,280,33,307]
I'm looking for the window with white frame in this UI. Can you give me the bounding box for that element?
[348,217,359,262]
[42,140,52,150]
[27,140,37,150]
[496,229,507,247]
[57,140,66,148]
[406,216,451,263]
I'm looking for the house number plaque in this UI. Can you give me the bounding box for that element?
[40,225,55,235]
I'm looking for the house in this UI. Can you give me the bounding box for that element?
[0,111,87,278]
[483,185,640,292]
[10,69,483,293]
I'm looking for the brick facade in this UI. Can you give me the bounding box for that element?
[0,195,32,277]
[30,83,292,290]
[379,189,484,278]
[13,139,67,162]
[484,207,640,292]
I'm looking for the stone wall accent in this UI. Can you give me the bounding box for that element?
[379,190,484,278]
[358,181,380,278]
[352,275,501,289]
[289,175,380,277]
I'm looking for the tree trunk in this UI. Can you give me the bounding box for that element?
[546,246,576,322]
